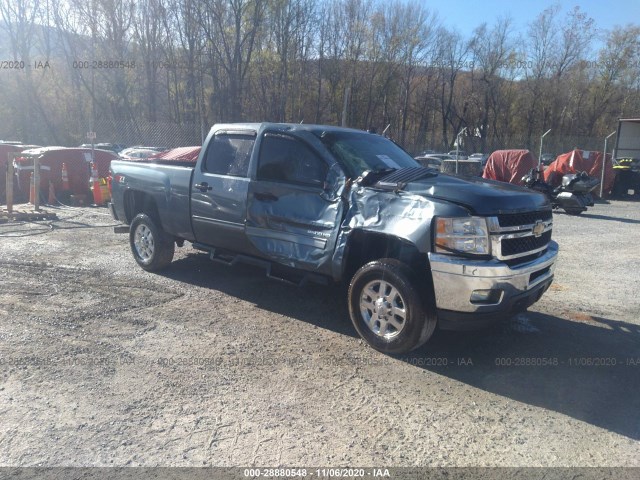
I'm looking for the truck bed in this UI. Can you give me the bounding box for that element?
[110,160,196,240]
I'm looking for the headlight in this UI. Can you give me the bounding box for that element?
[435,216,490,255]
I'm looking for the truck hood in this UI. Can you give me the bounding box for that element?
[401,173,551,215]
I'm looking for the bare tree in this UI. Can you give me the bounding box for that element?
[546,7,594,136]
[521,5,558,144]
[201,0,265,121]
[433,28,470,150]
[91,0,136,121]
[1,0,638,151]
[251,0,316,121]
[164,0,203,123]
[132,0,168,122]
[470,17,515,152]
[582,25,640,135]
[392,0,436,145]
[321,0,370,126]
[0,0,60,142]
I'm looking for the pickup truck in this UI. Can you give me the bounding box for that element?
[109,123,558,353]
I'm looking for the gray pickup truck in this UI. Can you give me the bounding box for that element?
[109,123,558,353]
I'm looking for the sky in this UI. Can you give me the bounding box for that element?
[428,0,640,49]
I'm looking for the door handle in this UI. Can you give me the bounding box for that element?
[194,182,212,192]
[254,192,279,202]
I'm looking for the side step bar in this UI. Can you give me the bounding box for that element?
[192,243,329,288]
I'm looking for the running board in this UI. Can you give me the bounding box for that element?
[192,243,329,287]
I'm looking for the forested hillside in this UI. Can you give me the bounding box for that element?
[1,0,639,154]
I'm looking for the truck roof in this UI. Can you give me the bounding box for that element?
[209,123,368,136]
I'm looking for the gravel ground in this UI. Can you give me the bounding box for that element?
[0,200,639,467]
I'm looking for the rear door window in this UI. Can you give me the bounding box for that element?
[204,133,255,177]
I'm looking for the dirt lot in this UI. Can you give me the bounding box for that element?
[0,200,639,467]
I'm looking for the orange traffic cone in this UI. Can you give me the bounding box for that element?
[90,163,103,206]
[29,172,35,204]
[48,181,56,204]
[91,177,104,205]
[61,162,70,191]
[90,162,98,180]
[91,178,103,205]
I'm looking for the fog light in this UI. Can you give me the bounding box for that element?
[470,289,503,305]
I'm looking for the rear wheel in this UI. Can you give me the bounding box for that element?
[129,213,174,271]
[348,259,437,354]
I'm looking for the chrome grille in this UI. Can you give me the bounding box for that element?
[488,210,553,261]
[501,230,552,257]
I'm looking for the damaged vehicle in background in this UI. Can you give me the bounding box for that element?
[108,124,558,354]
[119,148,164,160]
[469,153,489,167]
[414,153,454,170]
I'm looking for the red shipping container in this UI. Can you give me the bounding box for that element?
[13,147,118,200]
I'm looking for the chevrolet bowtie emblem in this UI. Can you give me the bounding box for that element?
[532,220,545,237]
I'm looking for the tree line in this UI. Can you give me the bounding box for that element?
[1,0,639,154]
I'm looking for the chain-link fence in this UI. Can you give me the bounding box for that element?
[1,115,207,150]
[409,134,609,158]
[91,118,204,149]
[3,113,612,159]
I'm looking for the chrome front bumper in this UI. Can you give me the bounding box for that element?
[428,241,558,325]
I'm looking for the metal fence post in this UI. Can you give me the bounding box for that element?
[6,152,14,214]
[600,131,616,198]
[455,127,467,174]
[538,129,551,169]
[33,154,40,211]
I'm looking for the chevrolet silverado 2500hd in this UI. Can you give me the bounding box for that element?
[109,123,558,353]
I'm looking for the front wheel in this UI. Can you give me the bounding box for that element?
[129,213,175,271]
[348,259,437,354]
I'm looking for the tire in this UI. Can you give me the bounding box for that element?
[564,208,584,215]
[129,213,175,271]
[348,259,437,354]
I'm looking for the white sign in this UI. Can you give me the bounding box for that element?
[86,131,97,140]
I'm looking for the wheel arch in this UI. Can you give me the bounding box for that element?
[342,230,424,274]
[341,230,436,308]
[123,190,161,225]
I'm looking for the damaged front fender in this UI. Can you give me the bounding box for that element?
[331,185,469,281]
